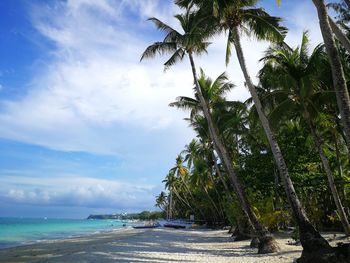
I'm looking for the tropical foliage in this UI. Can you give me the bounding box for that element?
[142,0,350,261]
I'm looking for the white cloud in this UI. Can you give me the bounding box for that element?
[0,0,196,156]
[1,174,157,209]
[0,0,323,157]
[0,1,325,214]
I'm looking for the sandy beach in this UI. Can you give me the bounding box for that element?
[0,227,309,263]
[1,227,349,263]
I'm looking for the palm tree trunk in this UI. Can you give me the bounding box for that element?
[213,154,253,237]
[334,131,350,216]
[306,114,350,236]
[328,16,350,54]
[207,169,226,221]
[172,186,194,212]
[231,26,331,252]
[313,0,350,160]
[168,190,173,220]
[188,52,279,253]
[345,0,350,9]
[177,172,207,219]
[334,132,344,181]
[200,179,221,222]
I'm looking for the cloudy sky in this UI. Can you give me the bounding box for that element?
[0,0,324,218]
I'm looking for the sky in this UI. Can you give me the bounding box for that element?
[0,0,325,218]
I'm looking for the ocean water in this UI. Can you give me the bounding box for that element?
[0,217,127,249]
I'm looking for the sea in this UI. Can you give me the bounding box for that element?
[0,217,128,249]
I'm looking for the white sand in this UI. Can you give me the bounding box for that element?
[0,228,348,263]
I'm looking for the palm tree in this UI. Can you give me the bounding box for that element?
[176,0,331,253]
[312,0,350,160]
[163,171,193,216]
[169,155,207,218]
[170,155,193,198]
[141,10,280,253]
[328,16,350,54]
[260,32,350,235]
[155,191,168,213]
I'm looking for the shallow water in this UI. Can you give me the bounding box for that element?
[0,217,127,248]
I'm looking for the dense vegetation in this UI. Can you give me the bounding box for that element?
[87,211,164,220]
[143,0,350,262]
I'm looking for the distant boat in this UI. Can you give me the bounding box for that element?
[163,223,186,229]
[132,222,160,229]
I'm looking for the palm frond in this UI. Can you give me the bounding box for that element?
[268,98,297,126]
[148,17,182,36]
[140,42,177,61]
[169,96,200,111]
[300,31,310,63]
[164,48,186,70]
[242,8,287,42]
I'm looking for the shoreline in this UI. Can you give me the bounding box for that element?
[0,228,348,263]
[0,225,133,250]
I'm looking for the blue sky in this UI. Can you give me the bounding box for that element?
[0,0,324,218]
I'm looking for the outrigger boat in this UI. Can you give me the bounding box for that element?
[163,223,186,229]
[132,222,160,229]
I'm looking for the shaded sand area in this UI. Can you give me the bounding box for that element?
[1,227,346,263]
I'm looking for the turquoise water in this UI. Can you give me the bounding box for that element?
[0,218,126,249]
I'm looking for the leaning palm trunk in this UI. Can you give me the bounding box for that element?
[200,180,222,222]
[305,113,350,236]
[313,0,350,160]
[172,186,194,212]
[188,52,280,253]
[231,26,331,252]
[177,171,207,219]
[328,17,350,54]
[213,153,253,239]
[345,0,350,9]
[207,171,226,220]
[334,132,350,216]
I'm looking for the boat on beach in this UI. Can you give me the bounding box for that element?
[163,223,186,229]
[132,222,160,229]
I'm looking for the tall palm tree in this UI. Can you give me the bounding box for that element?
[313,0,350,160]
[169,155,207,218]
[141,10,280,253]
[163,171,193,215]
[170,155,193,198]
[155,191,168,213]
[176,0,331,252]
[260,32,350,235]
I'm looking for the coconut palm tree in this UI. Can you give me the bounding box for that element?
[313,0,350,160]
[163,170,194,216]
[141,9,279,253]
[155,191,168,213]
[175,0,331,253]
[260,32,350,235]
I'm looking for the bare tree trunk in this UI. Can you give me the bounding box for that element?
[306,114,350,236]
[213,154,253,239]
[172,186,195,215]
[167,190,172,220]
[344,0,350,9]
[313,0,350,159]
[207,169,226,220]
[188,52,280,253]
[334,132,349,215]
[231,25,330,252]
[328,16,350,54]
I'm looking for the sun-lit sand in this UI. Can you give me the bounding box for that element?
[1,227,348,263]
